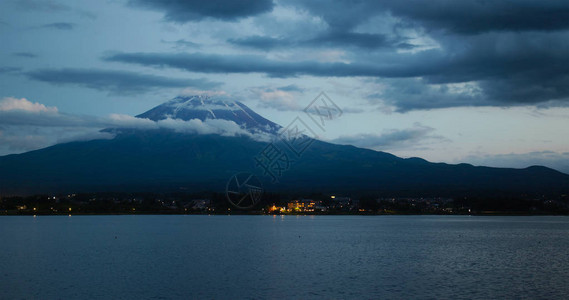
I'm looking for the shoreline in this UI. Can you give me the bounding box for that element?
[2,211,568,216]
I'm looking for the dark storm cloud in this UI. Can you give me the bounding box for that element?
[106,0,569,111]
[41,22,75,30]
[104,51,432,78]
[106,29,569,109]
[400,32,569,110]
[228,32,402,50]
[383,0,569,34]
[228,36,292,51]
[26,68,222,95]
[110,44,559,81]
[161,39,200,49]
[288,0,569,34]
[13,52,37,58]
[419,33,569,84]
[369,78,487,112]
[128,0,274,22]
[365,30,569,111]
[307,31,393,49]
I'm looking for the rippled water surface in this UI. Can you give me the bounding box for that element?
[1,215,568,299]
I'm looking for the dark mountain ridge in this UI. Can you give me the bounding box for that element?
[1,96,568,196]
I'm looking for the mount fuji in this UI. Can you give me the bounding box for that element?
[1,95,568,196]
[136,95,280,134]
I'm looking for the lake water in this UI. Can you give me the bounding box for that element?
[1,215,568,299]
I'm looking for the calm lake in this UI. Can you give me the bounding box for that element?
[1,215,568,299]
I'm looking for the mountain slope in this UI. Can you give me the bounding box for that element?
[1,96,568,196]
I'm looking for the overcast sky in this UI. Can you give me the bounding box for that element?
[1,0,568,173]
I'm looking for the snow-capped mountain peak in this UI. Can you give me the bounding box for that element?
[136,95,281,134]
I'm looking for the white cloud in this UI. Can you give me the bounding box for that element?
[180,88,228,97]
[0,133,49,151]
[0,126,92,153]
[0,97,274,156]
[108,113,157,129]
[250,86,302,111]
[0,97,58,113]
[107,114,272,141]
